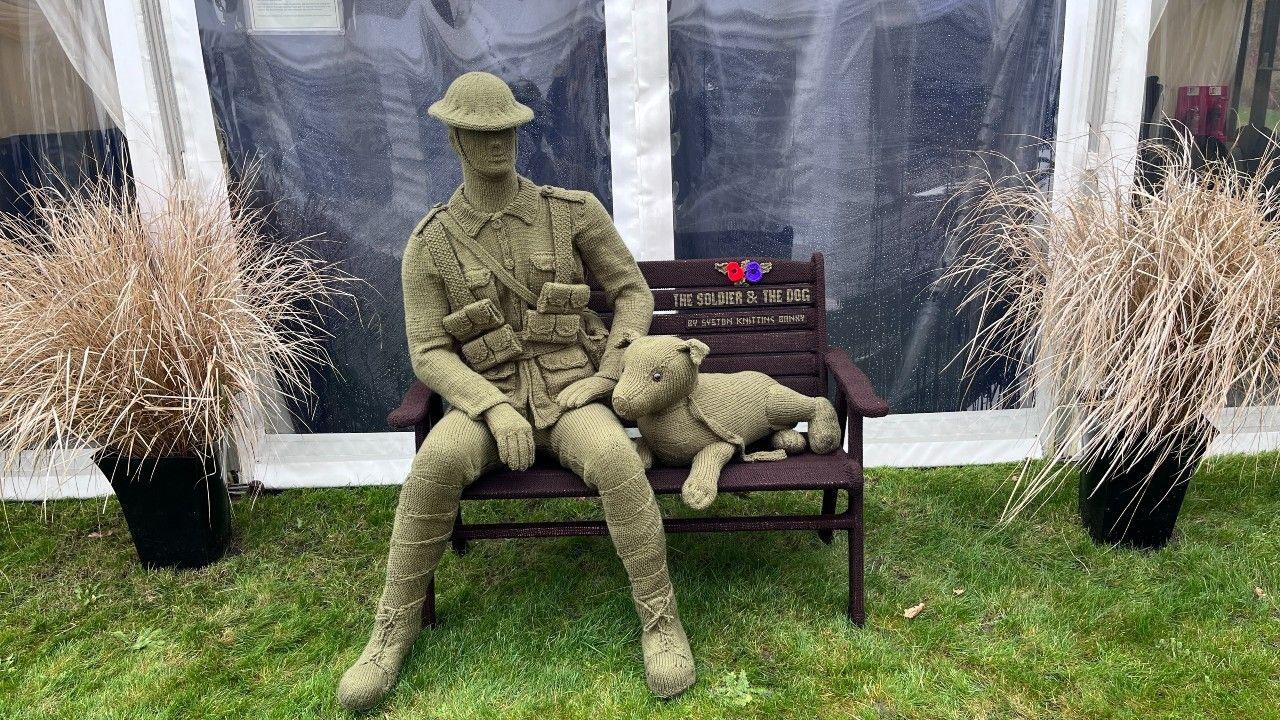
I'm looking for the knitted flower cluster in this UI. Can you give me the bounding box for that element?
[718,260,770,285]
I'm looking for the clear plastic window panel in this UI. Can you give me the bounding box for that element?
[195,0,612,432]
[668,0,1064,414]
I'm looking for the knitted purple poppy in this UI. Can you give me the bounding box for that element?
[744,260,763,283]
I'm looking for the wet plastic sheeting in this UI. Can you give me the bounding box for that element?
[195,0,611,432]
[669,0,1064,413]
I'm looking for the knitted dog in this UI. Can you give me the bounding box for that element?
[611,334,842,509]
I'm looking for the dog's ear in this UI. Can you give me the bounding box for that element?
[613,329,641,350]
[680,338,710,366]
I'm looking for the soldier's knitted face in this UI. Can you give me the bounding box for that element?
[450,127,517,178]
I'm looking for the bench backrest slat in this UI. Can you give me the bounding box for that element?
[591,253,829,397]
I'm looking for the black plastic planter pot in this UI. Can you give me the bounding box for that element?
[1077,420,1214,549]
[93,450,232,569]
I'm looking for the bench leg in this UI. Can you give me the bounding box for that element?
[421,575,438,627]
[847,487,865,626]
[450,510,468,556]
[818,488,837,544]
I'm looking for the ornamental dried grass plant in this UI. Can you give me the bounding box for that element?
[947,133,1280,521]
[0,177,352,483]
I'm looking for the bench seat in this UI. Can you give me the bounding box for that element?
[461,446,861,500]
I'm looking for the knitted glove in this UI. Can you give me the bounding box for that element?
[483,402,535,470]
[556,374,617,409]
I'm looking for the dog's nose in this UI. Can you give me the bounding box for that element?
[612,395,631,418]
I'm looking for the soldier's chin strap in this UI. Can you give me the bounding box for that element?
[450,127,475,175]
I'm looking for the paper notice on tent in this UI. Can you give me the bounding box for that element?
[246,0,343,34]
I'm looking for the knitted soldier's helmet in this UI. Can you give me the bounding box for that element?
[427,71,533,130]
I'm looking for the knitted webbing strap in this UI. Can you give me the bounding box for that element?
[546,194,576,283]
[419,217,475,312]
[685,396,743,454]
[439,211,541,308]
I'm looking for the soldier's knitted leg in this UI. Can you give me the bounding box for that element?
[338,410,497,712]
[765,384,841,454]
[550,403,696,699]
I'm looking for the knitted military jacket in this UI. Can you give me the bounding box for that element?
[401,174,654,429]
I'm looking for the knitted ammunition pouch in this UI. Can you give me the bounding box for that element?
[581,309,610,367]
[442,298,504,342]
[523,309,582,344]
[461,324,523,372]
[536,281,591,315]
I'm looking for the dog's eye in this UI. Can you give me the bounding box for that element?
[651,371,663,382]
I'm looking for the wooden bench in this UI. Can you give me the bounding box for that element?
[388,253,888,625]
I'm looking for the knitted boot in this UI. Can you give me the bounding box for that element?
[633,570,696,699]
[337,501,453,712]
[337,599,423,712]
[338,501,457,711]
[600,471,696,699]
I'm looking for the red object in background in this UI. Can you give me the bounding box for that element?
[1203,85,1229,143]
[1176,86,1206,135]
[1175,85,1231,142]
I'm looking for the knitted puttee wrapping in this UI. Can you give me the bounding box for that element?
[382,411,495,610]
[338,412,496,711]
[552,403,694,698]
[556,404,670,601]
[586,450,695,701]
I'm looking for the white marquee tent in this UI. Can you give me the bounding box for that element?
[1,0,1276,500]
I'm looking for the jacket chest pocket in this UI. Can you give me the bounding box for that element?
[465,268,500,305]
[529,251,557,291]
[535,344,594,399]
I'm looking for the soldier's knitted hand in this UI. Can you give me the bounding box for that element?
[556,375,617,409]
[483,403,535,470]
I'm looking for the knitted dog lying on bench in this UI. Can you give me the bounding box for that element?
[610,334,843,509]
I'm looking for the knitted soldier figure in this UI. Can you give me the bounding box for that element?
[336,72,695,711]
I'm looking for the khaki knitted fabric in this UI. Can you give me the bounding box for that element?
[548,404,695,698]
[400,173,654,430]
[339,403,695,709]
[337,410,499,712]
[451,127,521,211]
[611,335,842,510]
[341,71,691,711]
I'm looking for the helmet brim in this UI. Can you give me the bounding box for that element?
[427,100,534,131]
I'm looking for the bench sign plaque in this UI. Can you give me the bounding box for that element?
[671,285,812,309]
[247,0,343,33]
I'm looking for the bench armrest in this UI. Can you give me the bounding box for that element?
[824,348,889,418]
[388,380,436,429]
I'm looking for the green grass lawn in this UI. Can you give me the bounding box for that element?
[2,454,1279,719]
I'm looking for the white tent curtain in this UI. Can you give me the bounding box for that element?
[1146,0,1249,118]
[1,0,106,136]
[28,0,124,127]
